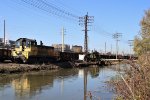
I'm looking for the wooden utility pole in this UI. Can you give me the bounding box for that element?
[105,42,106,54]
[111,44,112,54]
[113,33,122,59]
[4,20,5,45]
[62,27,65,52]
[128,40,133,59]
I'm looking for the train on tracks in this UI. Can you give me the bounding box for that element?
[0,38,137,64]
[11,38,79,63]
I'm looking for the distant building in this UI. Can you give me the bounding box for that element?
[52,44,70,52]
[0,38,3,46]
[72,45,82,53]
[9,40,15,46]
[0,38,15,48]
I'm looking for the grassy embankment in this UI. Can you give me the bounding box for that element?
[110,54,150,100]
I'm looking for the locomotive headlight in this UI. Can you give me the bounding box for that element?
[15,51,22,55]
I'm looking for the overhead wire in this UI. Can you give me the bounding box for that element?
[51,0,84,16]
[91,24,132,46]
[13,0,80,22]
[10,0,131,45]
[91,24,114,38]
[39,0,79,19]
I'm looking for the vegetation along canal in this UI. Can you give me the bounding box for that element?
[0,64,123,100]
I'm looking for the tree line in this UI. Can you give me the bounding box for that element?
[134,9,150,55]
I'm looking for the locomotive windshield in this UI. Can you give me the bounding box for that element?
[15,38,37,48]
[15,39,25,48]
[15,40,21,48]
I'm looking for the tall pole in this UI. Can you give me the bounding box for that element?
[105,42,106,54]
[128,40,133,59]
[130,44,131,58]
[113,33,122,59]
[111,44,112,54]
[84,14,88,54]
[62,27,64,52]
[79,13,94,54]
[116,40,118,59]
[4,20,5,46]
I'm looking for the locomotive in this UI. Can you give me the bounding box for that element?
[11,38,79,63]
[12,38,55,63]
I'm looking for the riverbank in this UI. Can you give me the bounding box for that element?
[109,54,150,100]
[0,60,123,74]
[0,63,60,74]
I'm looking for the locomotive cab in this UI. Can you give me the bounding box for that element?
[12,38,55,64]
[12,38,37,63]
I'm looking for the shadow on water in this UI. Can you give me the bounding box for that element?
[0,65,118,100]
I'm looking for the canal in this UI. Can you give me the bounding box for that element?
[0,65,119,100]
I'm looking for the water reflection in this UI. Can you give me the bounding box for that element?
[84,68,87,100]
[89,67,100,78]
[0,66,117,100]
[83,66,100,100]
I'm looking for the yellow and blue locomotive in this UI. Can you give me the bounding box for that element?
[12,38,55,63]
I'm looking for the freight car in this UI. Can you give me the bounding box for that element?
[59,52,79,61]
[12,38,55,63]
[0,48,12,62]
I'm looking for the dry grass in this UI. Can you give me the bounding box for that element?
[110,54,150,100]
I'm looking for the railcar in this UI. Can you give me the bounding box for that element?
[12,38,55,63]
[59,52,79,61]
[0,48,12,62]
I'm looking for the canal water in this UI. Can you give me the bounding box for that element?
[0,65,118,100]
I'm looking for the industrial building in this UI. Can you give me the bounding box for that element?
[72,45,82,53]
[52,44,71,52]
[0,38,15,48]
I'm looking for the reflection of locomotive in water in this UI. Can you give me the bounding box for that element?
[12,38,79,63]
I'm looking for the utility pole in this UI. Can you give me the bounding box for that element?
[79,13,94,54]
[61,27,66,52]
[4,20,5,46]
[128,40,133,59]
[113,33,122,59]
[105,42,106,54]
[111,44,112,54]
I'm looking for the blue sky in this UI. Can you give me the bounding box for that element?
[0,0,149,54]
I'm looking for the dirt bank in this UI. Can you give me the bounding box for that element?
[0,61,77,74]
[0,63,60,74]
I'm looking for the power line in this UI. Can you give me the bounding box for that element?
[91,28,113,38]
[15,0,79,21]
[92,24,114,35]
[92,23,131,45]
[50,0,83,16]
[41,0,79,18]
[91,23,117,39]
